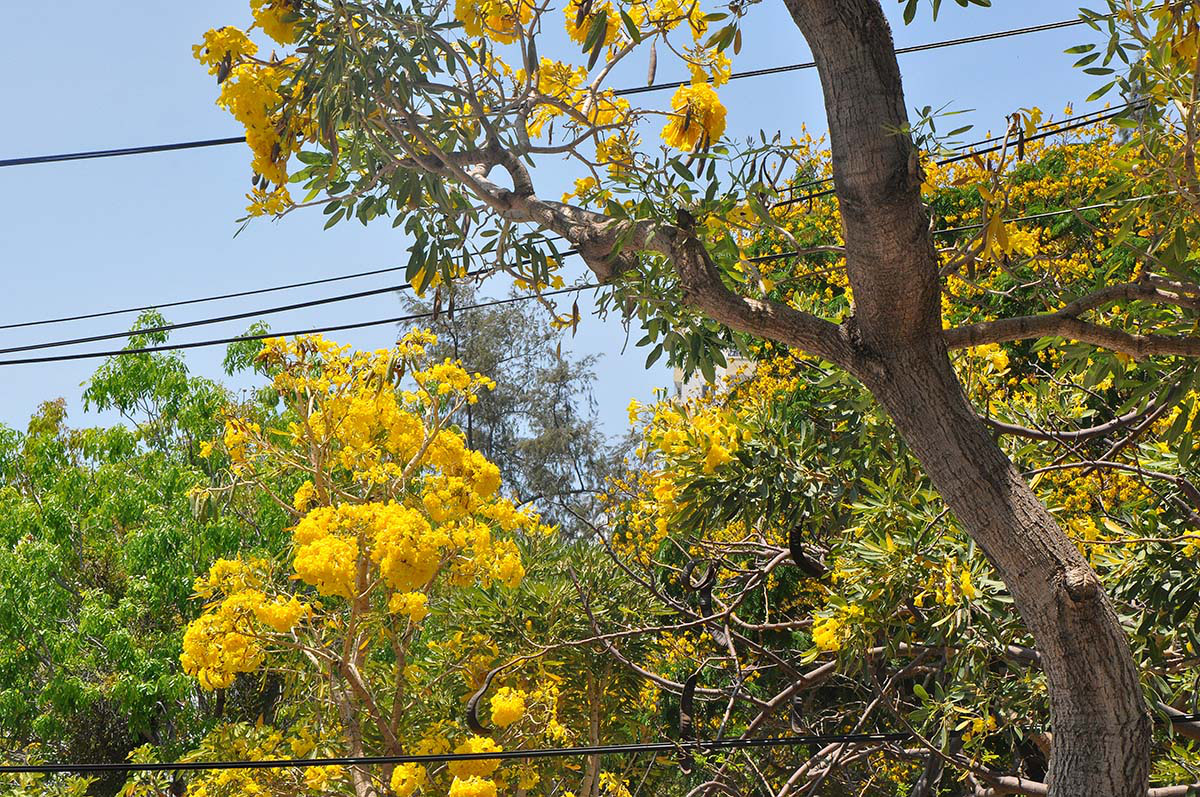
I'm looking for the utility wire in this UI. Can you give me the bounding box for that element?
[5,708,1199,773]
[778,101,1142,198]
[0,281,417,356]
[0,264,410,331]
[746,193,1163,268]
[618,15,1097,97]
[0,285,597,367]
[0,15,1099,169]
[2,99,1124,339]
[0,192,1164,363]
[0,136,244,169]
[775,103,1140,207]
[0,732,908,775]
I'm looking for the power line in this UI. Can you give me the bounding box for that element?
[5,705,1198,774]
[0,285,597,367]
[744,193,1164,269]
[0,264,410,332]
[618,15,1097,97]
[0,281,417,357]
[4,708,1199,774]
[0,98,1128,342]
[0,732,908,775]
[0,15,1099,169]
[0,192,1163,364]
[778,101,1142,198]
[775,103,1140,207]
[0,136,245,169]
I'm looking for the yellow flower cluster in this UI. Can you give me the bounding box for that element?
[390,763,428,797]
[217,60,299,187]
[812,605,862,652]
[192,26,258,74]
[448,735,502,779]
[389,590,430,622]
[185,332,540,704]
[450,776,499,797]
[564,0,621,45]
[661,82,727,151]
[811,614,845,652]
[454,0,533,43]
[250,0,299,44]
[489,686,527,727]
[913,557,977,607]
[181,558,311,689]
[960,714,997,743]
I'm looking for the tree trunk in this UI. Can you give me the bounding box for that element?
[865,347,1149,795]
[776,1,1152,793]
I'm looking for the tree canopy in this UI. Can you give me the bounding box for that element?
[7,1,1200,796]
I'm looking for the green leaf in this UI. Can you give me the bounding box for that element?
[619,9,641,43]
[582,10,609,54]
[670,159,694,182]
[1087,81,1116,101]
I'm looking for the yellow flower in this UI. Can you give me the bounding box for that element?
[250,0,299,44]
[304,766,344,791]
[959,569,978,601]
[449,736,502,779]
[490,687,527,727]
[455,0,533,43]
[293,480,316,513]
[192,26,258,75]
[661,83,726,151]
[254,595,309,632]
[449,777,498,797]
[389,591,430,623]
[703,443,732,473]
[390,763,427,797]
[811,615,844,652]
[564,1,620,46]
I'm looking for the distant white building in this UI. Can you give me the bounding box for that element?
[672,353,753,402]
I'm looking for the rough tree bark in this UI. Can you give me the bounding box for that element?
[776,1,1151,794]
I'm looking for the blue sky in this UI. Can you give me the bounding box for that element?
[0,1,1102,437]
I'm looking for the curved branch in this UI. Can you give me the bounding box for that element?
[945,314,1200,360]
[982,381,1185,442]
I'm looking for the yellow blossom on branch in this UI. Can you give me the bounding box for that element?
[661,82,726,151]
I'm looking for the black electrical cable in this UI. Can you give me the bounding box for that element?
[0,285,598,367]
[0,732,909,775]
[617,15,1097,97]
[0,15,1101,169]
[775,103,1141,207]
[0,281,417,356]
[0,191,1163,363]
[777,101,1143,198]
[0,264,410,332]
[0,136,245,169]
[744,193,1163,269]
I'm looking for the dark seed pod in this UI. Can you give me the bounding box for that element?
[677,669,699,775]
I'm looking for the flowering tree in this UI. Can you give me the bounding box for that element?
[178,332,543,797]
[191,1,1200,793]
[171,333,661,797]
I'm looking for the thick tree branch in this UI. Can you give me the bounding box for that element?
[458,168,862,368]
[945,314,1200,359]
